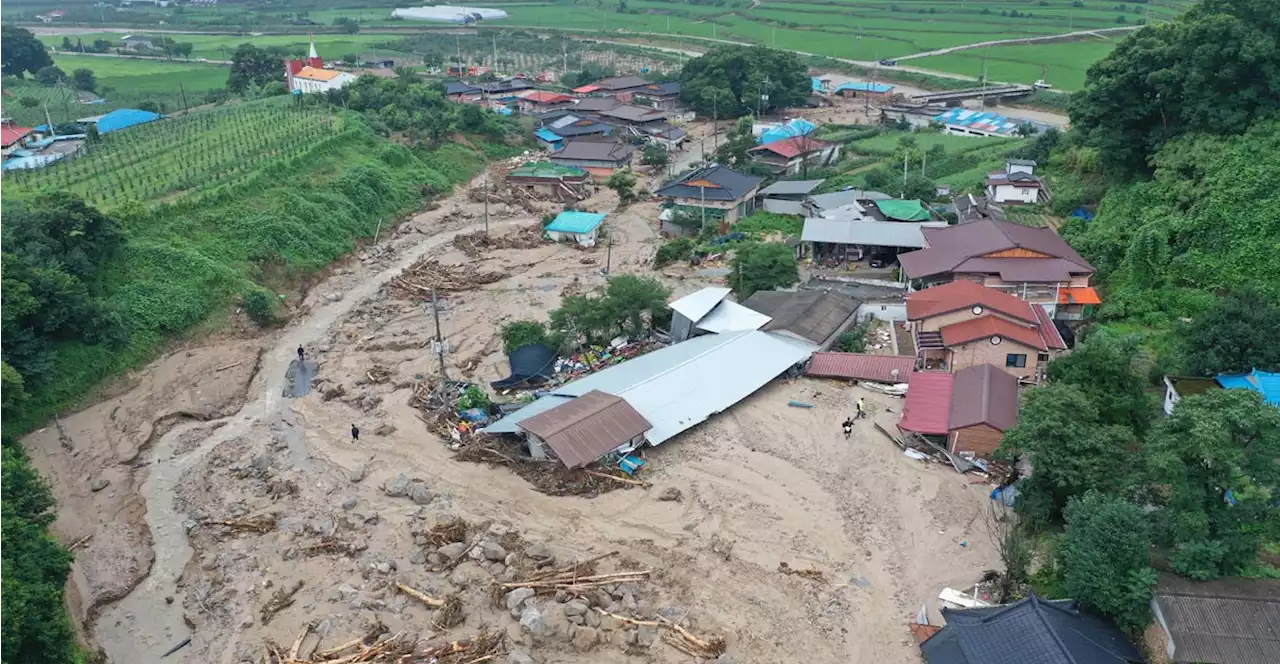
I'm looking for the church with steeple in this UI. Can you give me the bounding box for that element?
[285,36,358,94]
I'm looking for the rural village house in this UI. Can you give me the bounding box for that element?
[548,139,635,178]
[897,363,1019,457]
[505,162,590,202]
[898,217,1099,320]
[544,211,607,247]
[920,594,1145,664]
[906,280,1067,381]
[748,135,840,175]
[986,158,1049,204]
[1146,573,1280,664]
[656,164,762,228]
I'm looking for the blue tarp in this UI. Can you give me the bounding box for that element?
[834,81,894,94]
[933,107,1022,137]
[546,211,607,234]
[1216,369,1280,406]
[760,118,817,145]
[95,108,164,133]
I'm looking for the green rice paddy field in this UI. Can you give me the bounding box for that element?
[25,0,1196,90]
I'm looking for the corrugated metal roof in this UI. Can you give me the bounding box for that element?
[518,390,652,468]
[899,371,955,435]
[94,108,163,134]
[1033,304,1068,350]
[759,179,826,196]
[743,290,861,348]
[1216,369,1280,406]
[1155,573,1280,664]
[668,287,731,323]
[483,330,815,445]
[695,300,771,334]
[802,219,939,248]
[806,353,916,383]
[835,81,895,94]
[1058,286,1102,305]
[949,364,1018,431]
[534,128,563,142]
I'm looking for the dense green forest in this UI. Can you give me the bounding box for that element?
[992,0,1280,637]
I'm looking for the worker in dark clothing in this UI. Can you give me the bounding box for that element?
[297,345,305,363]
[351,424,360,444]
[842,418,854,439]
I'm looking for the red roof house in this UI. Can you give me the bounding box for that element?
[899,364,1019,456]
[749,136,838,175]
[805,353,916,383]
[907,280,1067,381]
[1,123,34,149]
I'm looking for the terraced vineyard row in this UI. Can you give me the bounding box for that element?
[6,99,351,208]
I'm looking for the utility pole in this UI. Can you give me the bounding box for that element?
[179,83,188,114]
[483,171,490,235]
[492,32,497,72]
[902,151,908,199]
[431,289,450,388]
[562,39,568,78]
[603,226,613,275]
[922,150,927,177]
[712,94,719,155]
[700,185,707,234]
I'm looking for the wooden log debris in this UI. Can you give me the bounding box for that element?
[260,580,304,625]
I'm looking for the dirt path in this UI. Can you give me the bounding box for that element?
[893,26,1136,61]
[90,207,534,662]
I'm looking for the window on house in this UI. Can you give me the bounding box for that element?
[1006,353,1027,368]
[1037,353,1050,364]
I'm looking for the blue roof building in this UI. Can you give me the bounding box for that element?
[834,81,895,95]
[545,211,607,246]
[933,108,1028,138]
[534,127,563,150]
[95,108,164,134]
[1216,369,1280,407]
[811,77,829,93]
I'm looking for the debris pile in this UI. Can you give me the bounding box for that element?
[262,622,504,664]
[455,436,644,497]
[452,225,548,258]
[389,259,504,297]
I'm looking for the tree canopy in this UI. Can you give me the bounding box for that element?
[1059,492,1157,633]
[1146,389,1280,579]
[228,43,284,93]
[1183,286,1280,376]
[549,275,670,346]
[678,45,809,117]
[1068,0,1280,176]
[1,26,54,78]
[730,242,799,298]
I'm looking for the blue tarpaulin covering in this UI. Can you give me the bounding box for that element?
[760,118,817,145]
[95,108,164,133]
[834,81,895,94]
[546,211,607,234]
[1216,369,1280,406]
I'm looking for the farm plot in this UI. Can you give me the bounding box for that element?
[5,99,352,208]
[908,40,1122,90]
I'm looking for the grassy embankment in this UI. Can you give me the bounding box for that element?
[3,96,514,432]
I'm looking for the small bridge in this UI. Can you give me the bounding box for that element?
[910,84,1035,105]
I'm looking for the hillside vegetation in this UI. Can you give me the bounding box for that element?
[1,96,508,432]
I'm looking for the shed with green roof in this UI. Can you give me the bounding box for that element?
[507,161,591,201]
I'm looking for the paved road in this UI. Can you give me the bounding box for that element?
[893,26,1139,61]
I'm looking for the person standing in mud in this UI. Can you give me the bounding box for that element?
[297,345,305,363]
[856,398,866,420]
[351,424,360,444]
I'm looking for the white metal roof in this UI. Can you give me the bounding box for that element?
[759,179,825,196]
[668,287,731,323]
[695,300,772,334]
[802,219,946,248]
[482,330,815,445]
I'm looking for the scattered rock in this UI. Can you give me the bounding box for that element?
[282,547,298,561]
[341,498,358,511]
[437,542,469,560]
[373,562,392,575]
[519,605,548,636]
[384,474,411,498]
[563,600,588,617]
[409,550,427,565]
[657,487,683,502]
[482,542,508,562]
[584,610,601,628]
[408,483,433,505]
[427,553,444,567]
[508,649,538,664]
[349,464,369,484]
[448,562,489,588]
[505,588,536,614]
[490,563,506,576]
[636,625,658,648]
[374,423,396,436]
[90,478,110,492]
[571,626,600,651]
[716,657,740,664]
